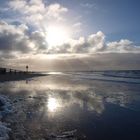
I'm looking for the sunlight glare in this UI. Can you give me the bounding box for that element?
[46,25,70,47]
[47,98,58,112]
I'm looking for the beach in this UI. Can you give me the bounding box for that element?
[0,71,140,140]
[0,0,140,139]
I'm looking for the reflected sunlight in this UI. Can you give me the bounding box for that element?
[47,97,58,112]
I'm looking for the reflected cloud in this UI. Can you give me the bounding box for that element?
[0,74,140,139]
[0,75,140,118]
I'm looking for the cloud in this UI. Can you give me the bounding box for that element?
[73,22,82,28]
[8,0,45,14]
[1,53,140,71]
[0,20,140,60]
[46,3,68,20]
[30,31,48,52]
[72,22,82,34]
[87,31,106,52]
[0,20,47,58]
[0,20,32,53]
[46,31,139,54]
[80,3,96,9]
[0,0,140,62]
[106,39,140,53]
[45,31,105,54]
[8,0,68,28]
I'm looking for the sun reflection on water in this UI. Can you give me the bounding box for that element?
[47,97,59,112]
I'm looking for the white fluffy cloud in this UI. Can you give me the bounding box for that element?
[0,0,140,60]
[106,39,140,53]
[45,31,140,54]
[0,20,48,59]
[0,21,32,53]
[8,0,68,28]
[9,0,68,15]
[0,20,140,59]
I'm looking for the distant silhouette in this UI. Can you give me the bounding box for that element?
[26,65,29,72]
[0,68,6,74]
[26,79,29,84]
[10,69,12,74]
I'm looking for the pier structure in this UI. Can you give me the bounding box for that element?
[0,67,28,74]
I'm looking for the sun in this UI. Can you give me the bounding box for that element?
[46,25,70,47]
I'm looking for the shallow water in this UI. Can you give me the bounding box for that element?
[0,72,140,140]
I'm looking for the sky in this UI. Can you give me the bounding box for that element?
[0,0,140,71]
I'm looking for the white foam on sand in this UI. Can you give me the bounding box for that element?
[0,95,12,140]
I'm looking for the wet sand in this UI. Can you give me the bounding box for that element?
[0,73,46,82]
[0,72,140,140]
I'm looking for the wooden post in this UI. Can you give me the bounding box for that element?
[26,65,28,73]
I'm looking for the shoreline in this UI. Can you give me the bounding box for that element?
[0,73,46,82]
